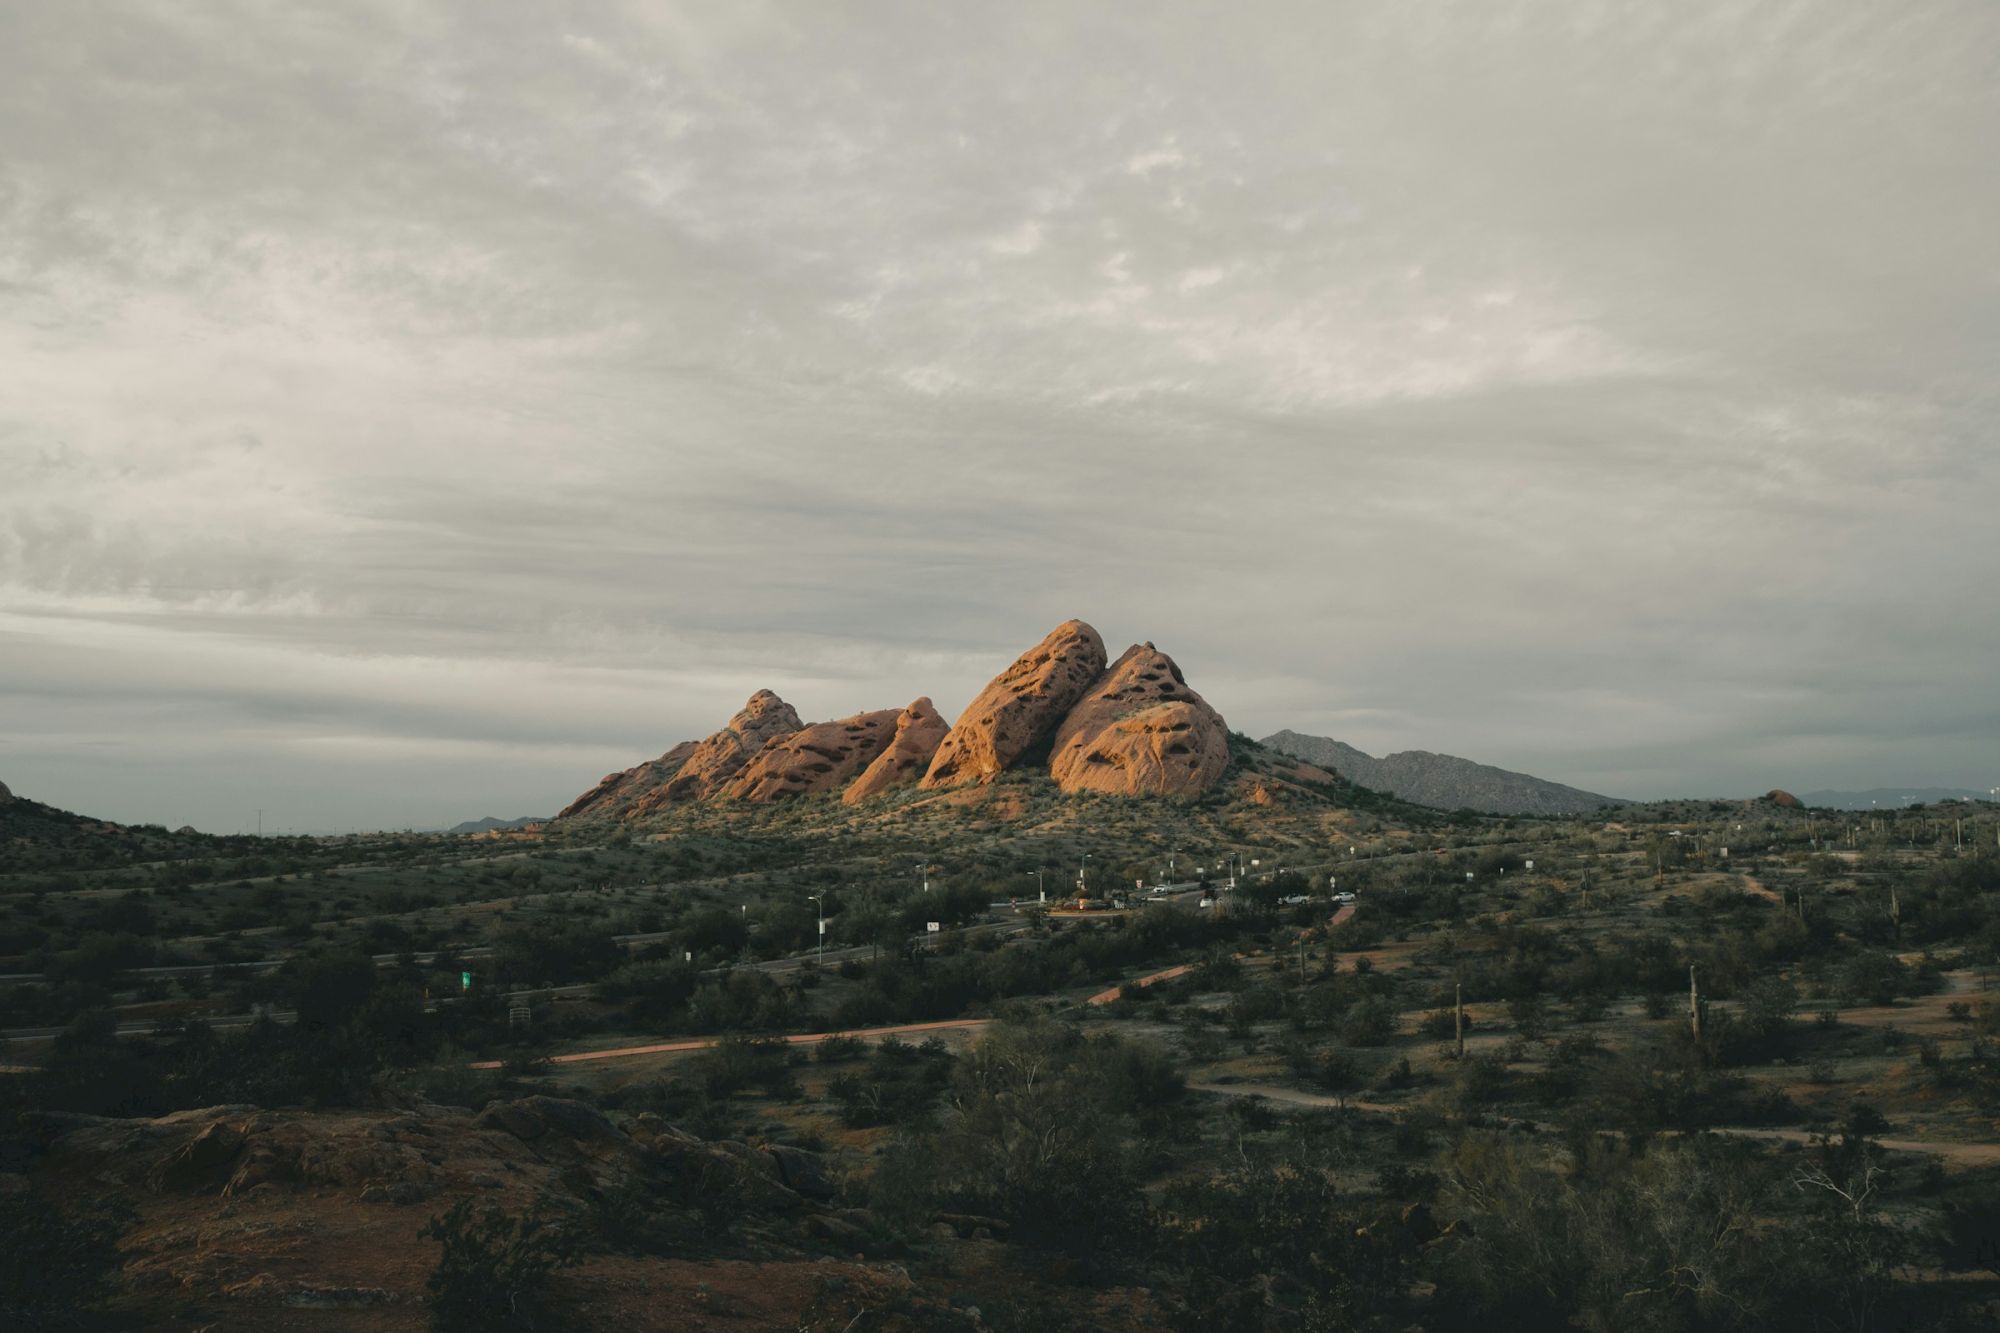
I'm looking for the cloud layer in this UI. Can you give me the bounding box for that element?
[3,2,1996,829]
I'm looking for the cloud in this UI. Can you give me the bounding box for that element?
[1,1,1996,828]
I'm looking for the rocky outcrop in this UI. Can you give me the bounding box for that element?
[843,698,949,805]
[635,690,805,811]
[1766,789,1801,808]
[722,708,901,801]
[921,620,1107,789]
[557,740,698,820]
[1048,643,1230,797]
[0,779,13,805]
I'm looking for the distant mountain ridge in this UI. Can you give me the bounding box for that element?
[1794,787,1991,811]
[447,815,548,835]
[1259,730,1619,816]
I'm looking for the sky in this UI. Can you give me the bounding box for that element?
[3,2,1996,832]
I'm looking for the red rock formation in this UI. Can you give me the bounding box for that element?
[557,741,698,820]
[629,690,804,814]
[920,620,1107,789]
[843,698,949,805]
[1766,789,1801,808]
[1048,643,1229,797]
[723,708,902,801]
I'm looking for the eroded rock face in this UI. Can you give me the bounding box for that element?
[921,620,1107,789]
[1767,789,1802,808]
[1048,643,1230,797]
[627,690,805,815]
[556,741,698,820]
[843,698,949,805]
[722,708,901,801]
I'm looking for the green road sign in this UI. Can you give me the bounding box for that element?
[461,971,472,992]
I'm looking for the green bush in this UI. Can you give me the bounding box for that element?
[0,1191,128,1327]
[419,1199,581,1332]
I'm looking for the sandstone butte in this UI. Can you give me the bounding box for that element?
[1048,642,1231,797]
[556,739,698,820]
[919,618,1108,789]
[722,707,902,801]
[843,697,949,805]
[629,688,805,814]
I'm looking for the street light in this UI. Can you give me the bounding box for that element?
[808,894,825,964]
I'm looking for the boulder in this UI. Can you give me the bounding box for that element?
[843,698,949,804]
[1766,789,1802,808]
[148,1121,246,1193]
[1048,643,1230,797]
[632,690,805,813]
[723,708,901,801]
[921,621,1107,788]
[763,1144,836,1199]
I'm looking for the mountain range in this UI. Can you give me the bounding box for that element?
[1794,787,1992,811]
[445,815,549,835]
[1259,730,1620,816]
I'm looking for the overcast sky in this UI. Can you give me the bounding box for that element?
[3,2,1996,832]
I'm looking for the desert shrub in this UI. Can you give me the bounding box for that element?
[419,1199,581,1332]
[0,1191,128,1328]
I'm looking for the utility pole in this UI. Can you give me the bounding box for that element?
[808,894,825,963]
[1689,964,1703,1041]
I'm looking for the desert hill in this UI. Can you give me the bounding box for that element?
[444,815,548,835]
[1260,730,1618,816]
[558,620,1244,818]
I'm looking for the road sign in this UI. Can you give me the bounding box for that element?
[460,971,472,992]
[927,921,940,933]
[1525,860,1534,870]
[818,919,828,935]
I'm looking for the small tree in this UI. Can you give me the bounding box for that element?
[419,1199,581,1332]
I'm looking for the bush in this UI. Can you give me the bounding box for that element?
[0,1191,128,1327]
[419,1199,581,1332]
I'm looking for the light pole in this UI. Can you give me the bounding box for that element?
[916,860,930,893]
[1035,868,1046,903]
[808,894,824,964]
[1080,853,1092,897]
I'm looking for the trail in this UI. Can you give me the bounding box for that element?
[466,1017,992,1070]
[1085,901,1357,1006]
[1187,1083,2000,1172]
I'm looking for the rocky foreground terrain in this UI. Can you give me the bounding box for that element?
[9,1091,1160,1331]
[560,620,1233,818]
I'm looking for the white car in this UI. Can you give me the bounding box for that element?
[1279,893,1311,905]
[1334,892,1356,903]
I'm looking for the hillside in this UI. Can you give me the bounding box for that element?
[444,815,548,835]
[1259,730,1619,816]
[1796,787,1991,810]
